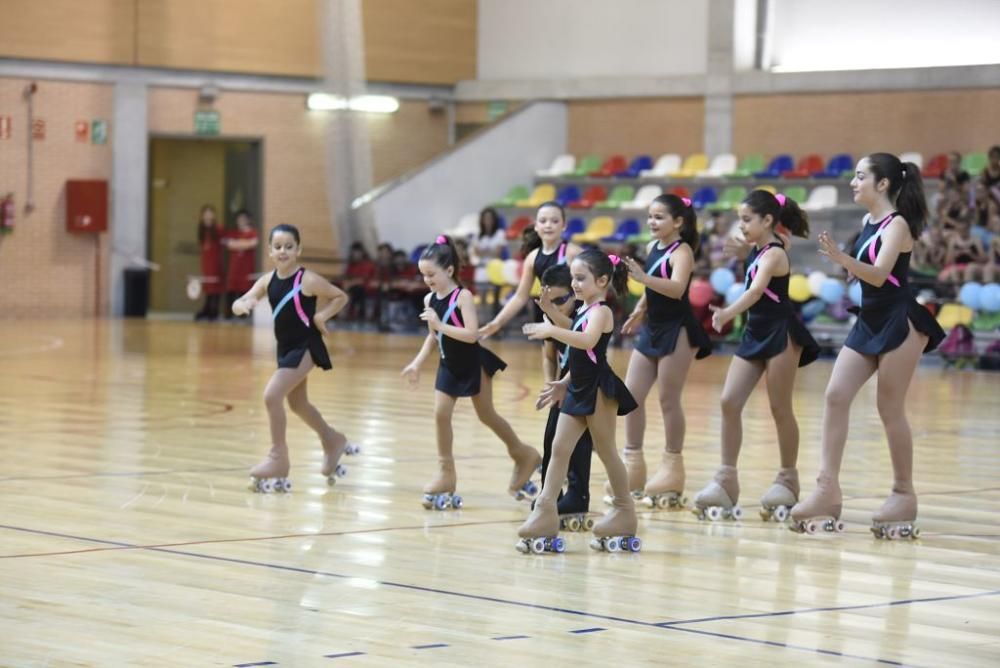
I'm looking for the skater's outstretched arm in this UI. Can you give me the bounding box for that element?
[709,250,785,332]
[818,217,909,288]
[524,305,610,350]
[480,248,538,339]
[535,287,572,329]
[232,273,271,315]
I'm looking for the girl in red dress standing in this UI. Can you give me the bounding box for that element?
[196,204,224,321]
[224,209,260,318]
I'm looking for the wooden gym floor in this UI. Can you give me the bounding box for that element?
[1,319,998,667]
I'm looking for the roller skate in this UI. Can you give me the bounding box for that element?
[516,499,564,554]
[590,490,640,553]
[344,442,361,456]
[603,447,646,506]
[509,445,543,502]
[558,487,594,532]
[759,467,799,522]
[320,433,349,486]
[692,465,742,521]
[870,489,919,540]
[789,475,845,534]
[422,458,463,510]
[641,451,687,510]
[248,448,291,493]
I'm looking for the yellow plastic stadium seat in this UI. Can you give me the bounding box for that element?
[572,216,616,244]
[936,303,974,329]
[516,183,556,208]
[671,153,708,177]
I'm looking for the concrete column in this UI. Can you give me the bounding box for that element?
[704,0,736,157]
[109,80,148,316]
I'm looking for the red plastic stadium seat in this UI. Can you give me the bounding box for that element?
[568,185,608,209]
[505,215,532,240]
[923,153,948,178]
[590,155,628,178]
[782,154,824,178]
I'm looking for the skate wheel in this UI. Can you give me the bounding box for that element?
[887,526,900,540]
[260,479,275,493]
[805,521,819,535]
[279,479,292,493]
[602,495,614,507]
[677,495,688,508]
[589,538,602,552]
[552,537,566,553]
[335,464,347,478]
[642,496,654,509]
[910,527,920,539]
[630,490,644,500]
[833,520,845,533]
[421,495,433,509]
[515,540,529,554]
[345,442,360,455]
[607,537,621,553]
[530,537,546,555]
[566,517,581,532]
[628,536,642,552]
[731,506,743,521]
[434,495,449,511]
[584,517,595,531]
[759,508,770,521]
[774,506,789,522]
[523,481,538,496]
[451,495,463,509]
[655,495,670,510]
[707,506,722,521]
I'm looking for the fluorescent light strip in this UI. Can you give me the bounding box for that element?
[307,93,399,113]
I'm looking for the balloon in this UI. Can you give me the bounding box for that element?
[801,299,826,322]
[848,281,863,306]
[788,274,811,303]
[486,259,506,286]
[958,282,983,310]
[627,278,644,297]
[807,270,827,297]
[709,267,736,295]
[186,278,201,300]
[530,278,542,297]
[689,279,714,307]
[819,278,846,305]
[502,259,521,286]
[980,283,1000,312]
[725,282,745,305]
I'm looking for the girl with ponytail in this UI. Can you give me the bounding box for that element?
[518,250,640,553]
[791,153,945,539]
[692,190,819,524]
[613,194,712,510]
[402,234,542,510]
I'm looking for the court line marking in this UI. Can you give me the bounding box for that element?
[0,523,951,667]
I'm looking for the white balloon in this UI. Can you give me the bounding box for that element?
[807,270,827,297]
[502,259,522,286]
[186,278,202,300]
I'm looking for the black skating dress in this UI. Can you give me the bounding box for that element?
[843,212,945,355]
[635,239,712,360]
[531,242,568,322]
[268,267,332,370]
[432,287,506,397]
[735,241,819,367]
[561,302,638,416]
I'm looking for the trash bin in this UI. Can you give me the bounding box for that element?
[123,268,150,317]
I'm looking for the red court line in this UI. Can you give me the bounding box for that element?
[0,518,520,559]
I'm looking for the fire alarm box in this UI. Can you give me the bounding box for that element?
[66,180,108,233]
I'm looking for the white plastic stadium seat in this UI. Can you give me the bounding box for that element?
[619,184,663,210]
[444,212,480,239]
[697,153,738,178]
[536,154,576,177]
[802,185,838,211]
[639,153,681,178]
[899,152,923,170]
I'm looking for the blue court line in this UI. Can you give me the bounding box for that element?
[568,627,605,634]
[412,643,448,650]
[0,523,945,666]
[491,635,530,641]
[324,651,365,658]
[654,589,1000,627]
[233,662,278,667]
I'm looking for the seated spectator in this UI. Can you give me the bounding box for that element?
[942,151,971,189]
[939,217,987,285]
[980,145,1000,208]
[470,207,507,318]
[454,238,476,289]
[913,224,947,276]
[341,242,376,321]
[938,184,970,232]
[389,250,426,317]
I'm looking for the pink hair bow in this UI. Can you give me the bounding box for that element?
[436,235,447,244]
[681,197,692,207]
[608,254,621,266]
[775,193,787,207]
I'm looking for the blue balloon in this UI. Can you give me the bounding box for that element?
[980,283,1000,312]
[801,299,826,322]
[725,282,746,305]
[959,282,983,310]
[818,278,846,305]
[848,281,863,306]
[710,267,736,295]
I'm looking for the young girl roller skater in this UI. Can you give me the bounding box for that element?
[619,194,712,510]
[401,235,542,510]
[692,191,819,522]
[518,250,639,554]
[232,224,356,492]
[791,153,944,539]
[536,264,595,532]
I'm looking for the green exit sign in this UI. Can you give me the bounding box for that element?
[194,110,220,136]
